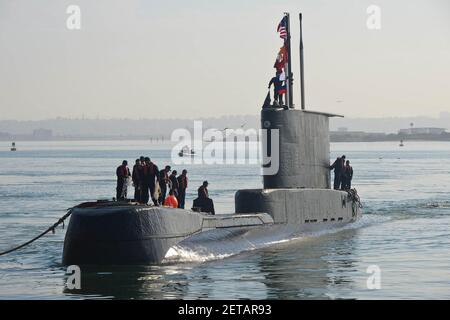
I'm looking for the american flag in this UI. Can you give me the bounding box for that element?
[277,16,287,39]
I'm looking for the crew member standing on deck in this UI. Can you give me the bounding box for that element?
[268,72,287,107]
[158,165,171,205]
[329,155,345,190]
[169,170,179,197]
[141,157,159,205]
[342,160,353,190]
[177,169,188,209]
[116,160,130,200]
[268,74,283,106]
[132,159,142,202]
[270,42,288,107]
[139,158,148,204]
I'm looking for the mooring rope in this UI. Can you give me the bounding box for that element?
[343,189,361,218]
[347,188,363,209]
[0,209,73,257]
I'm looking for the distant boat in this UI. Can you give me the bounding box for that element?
[399,140,404,147]
[178,145,195,157]
[10,142,16,151]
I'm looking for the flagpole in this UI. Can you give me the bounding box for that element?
[284,12,294,109]
[299,13,305,110]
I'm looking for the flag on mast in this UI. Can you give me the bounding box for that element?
[273,45,288,73]
[277,17,288,39]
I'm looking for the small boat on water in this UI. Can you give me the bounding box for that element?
[178,145,195,157]
[10,142,16,151]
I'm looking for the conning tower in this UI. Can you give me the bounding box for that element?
[234,12,360,225]
[235,109,355,225]
[261,109,333,189]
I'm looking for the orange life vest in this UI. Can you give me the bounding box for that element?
[164,195,178,208]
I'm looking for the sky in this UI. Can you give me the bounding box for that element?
[0,0,449,120]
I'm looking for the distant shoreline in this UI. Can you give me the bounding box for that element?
[330,132,450,142]
[331,139,450,142]
[1,136,450,143]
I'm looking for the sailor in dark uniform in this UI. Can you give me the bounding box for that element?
[132,159,142,202]
[140,157,159,205]
[342,160,353,190]
[177,169,188,209]
[268,74,285,106]
[329,155,345,190]
[116,160,130,200]
[158,165,171,205]
[169,170,179,197]
[193,181,215,215]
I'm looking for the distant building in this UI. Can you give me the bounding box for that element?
[330,130,387,142]
[32,128,53,139]
[331,130,365,136]
[398,127,446,135]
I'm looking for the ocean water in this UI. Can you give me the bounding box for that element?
[0,140,449,299]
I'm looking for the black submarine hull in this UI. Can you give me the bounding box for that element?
[63,109,362,265]
[62,188,361,266]
[62,204,274,265]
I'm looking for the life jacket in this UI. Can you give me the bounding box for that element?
[198,186,208,198]
[148,162,156,175]
[132,165,140,181]
[333,158,344,172]
[116,165,127,178]
[143,163,156,176]
[170,175,179,190]
[178,175,188,189]
[160,170,169,183]
[164,195,178,208]
[344,165,353,176]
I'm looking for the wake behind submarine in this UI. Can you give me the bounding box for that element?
[62,13,362,266]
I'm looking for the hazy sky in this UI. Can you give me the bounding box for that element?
[1,0,449,120]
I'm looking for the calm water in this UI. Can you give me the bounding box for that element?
[0,140,449,299]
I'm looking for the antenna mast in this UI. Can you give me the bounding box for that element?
[284,12,294,109]
[299,13,305,110]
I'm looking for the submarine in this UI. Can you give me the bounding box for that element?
[62,13,362,266]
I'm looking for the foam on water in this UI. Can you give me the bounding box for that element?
[164,246,235,263]
[423,201,450,209]
[163,214,388,264]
